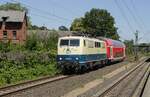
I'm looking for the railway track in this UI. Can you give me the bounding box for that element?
[0,60,130,97]
[92,58,150,97]
[0,58,148,97]
[132,58,150,97]
[0,75,71,96]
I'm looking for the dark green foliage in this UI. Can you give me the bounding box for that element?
[0,51,59,86]
[0,32,59,86]
[0,3,60,86]
[25,33,38,51]
[25,32,58,51]
[0,3,27,12]
[70,8,119,40]
[29,25,49,30]
[0,41,24,52]
[124,40,134,55]
[70,18,85,32]
[58,26,69,31]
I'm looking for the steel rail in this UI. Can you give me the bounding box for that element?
[0,57,148,97]
[0,75,72,96]
[132,63,150,97]
[92,58,149,97]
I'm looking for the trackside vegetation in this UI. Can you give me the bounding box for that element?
[0,2,147,86]
[0,32,60,86]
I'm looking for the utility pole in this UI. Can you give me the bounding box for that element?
[134,30,139,61]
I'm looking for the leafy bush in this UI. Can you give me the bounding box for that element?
[0,32,60,86]
[0,51,59,86]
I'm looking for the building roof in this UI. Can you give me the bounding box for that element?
[0,10,26,22]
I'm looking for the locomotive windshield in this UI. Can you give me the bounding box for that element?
[70,39,79,46]
[60,39,80,46]
[60,39,69,46]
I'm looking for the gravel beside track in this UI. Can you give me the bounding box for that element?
[118,63,150,97]
[0,75,69,96]
[0,61,131,97]
[101,63,149,97]
[141,71,150,97]
[134,58,150,97]
[79,58,149,97]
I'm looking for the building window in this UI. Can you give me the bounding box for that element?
[13,31,17,39]
[3,31,7,39]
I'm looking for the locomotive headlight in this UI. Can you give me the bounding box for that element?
[75,57,79,60]
[59,57,62,60]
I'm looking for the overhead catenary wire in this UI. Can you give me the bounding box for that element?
[47,0,80,17]
[122,0,143,31]
[131,0,147,29]
[1,0,62,22]
[9,0,72,22]
[1,0,71,29]
[19,0,80,17]
[130,0,149,42]
[0,0,6,4]
[114,0,135,33]
[29,11,66,23]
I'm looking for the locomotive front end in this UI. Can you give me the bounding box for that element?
[57,36,83,72]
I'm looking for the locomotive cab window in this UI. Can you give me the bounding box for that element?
[70,39,80,46]
[60,39,69,46]
[60,39,80,46]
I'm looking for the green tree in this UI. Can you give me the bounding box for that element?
[83,8,119,39]
[70,18,85,32]
[70,8,119,39]
[0,2,32,29]
[59,26,69,31]
[124,40,134,55]
[0,3,27,12]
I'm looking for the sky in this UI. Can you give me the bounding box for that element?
[0,0,150,43]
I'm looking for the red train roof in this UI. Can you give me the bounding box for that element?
[97,37,125,48]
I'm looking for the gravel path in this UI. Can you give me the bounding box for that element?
[2,61,130,97]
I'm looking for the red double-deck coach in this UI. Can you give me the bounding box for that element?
[98,37,126,63]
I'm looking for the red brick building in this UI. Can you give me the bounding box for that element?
[0,10,27,43]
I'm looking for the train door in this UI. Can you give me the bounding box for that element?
[110,46,113,59]
[106,46,113,59]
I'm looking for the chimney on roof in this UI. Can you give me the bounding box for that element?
[2,16,9,22]
[1,16,9,30]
